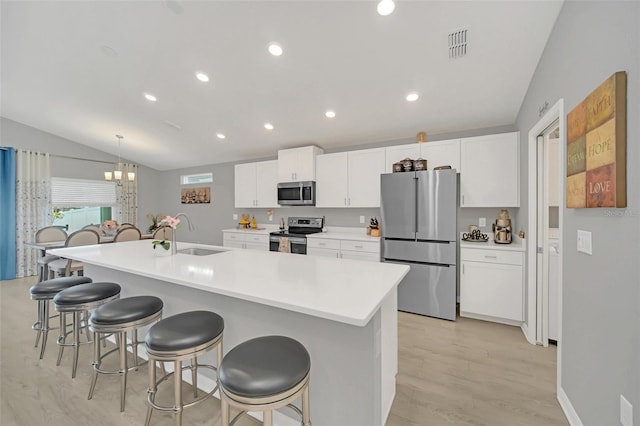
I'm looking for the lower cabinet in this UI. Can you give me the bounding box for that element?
[307,238,380,262]
[222,232,269,251]
[460,247,524,324]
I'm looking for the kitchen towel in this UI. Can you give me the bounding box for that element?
[278,237,290,253]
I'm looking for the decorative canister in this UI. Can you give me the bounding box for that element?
[401,158,414,172]
[392,162,403,173]
[413,158,427,171]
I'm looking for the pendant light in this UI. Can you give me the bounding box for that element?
[104,134,135,184]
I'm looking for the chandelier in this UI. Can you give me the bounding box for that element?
[104,134,135,183]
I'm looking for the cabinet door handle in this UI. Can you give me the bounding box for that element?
[462,194,465,204]
[344,198,347,206]
[348,197,351,206]
[484,255,498,259]
[354,245,363,249]
[319,242,326,246]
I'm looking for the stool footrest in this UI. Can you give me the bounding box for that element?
[147,363,218,412]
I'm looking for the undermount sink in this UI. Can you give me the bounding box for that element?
[177,248,225,256]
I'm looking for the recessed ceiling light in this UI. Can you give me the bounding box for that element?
[406,92,419,102]
[268,43,283,56]
[216,133,226,140]
[325,110,336,118]
[195,72,210,82]
[264,123,274,130]
[144,93,157,102]
[377,0,395,16]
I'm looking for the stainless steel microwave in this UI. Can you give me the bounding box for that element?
[277,181,316,206]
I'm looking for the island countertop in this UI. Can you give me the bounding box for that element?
[49,240,409,327]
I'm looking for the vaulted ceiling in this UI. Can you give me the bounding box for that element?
[1,1,563,170]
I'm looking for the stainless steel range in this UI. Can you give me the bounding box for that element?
[269,217,324,254]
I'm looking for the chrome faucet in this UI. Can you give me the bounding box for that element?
[171,213,195,254]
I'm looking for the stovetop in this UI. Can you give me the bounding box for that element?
[270,217,324,238]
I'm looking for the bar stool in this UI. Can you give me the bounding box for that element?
[53,282,122,378]
[88,296,164,412]
[30,276,92,359]
[219,336,311,426]
[144,311,224,426]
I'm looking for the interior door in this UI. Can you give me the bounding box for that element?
[380,172,416,240]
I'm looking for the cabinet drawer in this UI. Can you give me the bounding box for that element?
[461,248,523,265]
[307,238,340,250]
[340,240,379,253]
[245,234,268,244]
[223,233,241,241]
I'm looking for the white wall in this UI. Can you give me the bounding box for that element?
[516,1,639,423]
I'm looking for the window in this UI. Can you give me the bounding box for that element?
[51,177,117,232]
[180,173,212,185]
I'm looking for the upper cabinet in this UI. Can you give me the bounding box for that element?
[384,139,461,173]
[460,132,520,207]
[316,148,386,208]
[234,160,279,208]
[278,146,324,182]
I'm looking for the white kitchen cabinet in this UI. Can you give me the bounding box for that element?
[460,132,519,207]
[222,231,269,251]
[420,139,461,172]
[277,146,324,182]
[384,139,460,173]
[234,160,279,208]
[316,148,385,208]
[307,237,380,262]
[460,247,524,324]
[385,144,420,173]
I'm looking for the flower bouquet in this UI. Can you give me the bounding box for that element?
[101,220,119,237]
[146,213,164,233]
[152,215,180,256]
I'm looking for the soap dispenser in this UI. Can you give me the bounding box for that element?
[279,217,285,230]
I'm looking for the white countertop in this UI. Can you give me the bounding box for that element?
[459,232,526,252]
[50,240,408,327]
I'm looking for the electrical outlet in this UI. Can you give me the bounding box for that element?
[359,216,365,224]
[621,395,633,426]
[577,230,592,255]
[479,217,486,227]
[233,214,238,221]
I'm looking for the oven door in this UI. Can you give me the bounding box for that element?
[269,235,307,254]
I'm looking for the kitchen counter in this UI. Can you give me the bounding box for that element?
[460,233,526,252]
[49,239,408,426]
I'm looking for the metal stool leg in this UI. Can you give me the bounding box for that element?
[263,410,273,426]
[174,360,183,426]
[34,300,44,348]
[39,301,50,359]
[145,358,156,426]
[119,331,128,412]
[56,312,67,366]
[132,329,139,368]
[191,357,198,398]
[88,330,101,401]
[72,310,81,378]
[221,398,230,426]
[302,385,311,426]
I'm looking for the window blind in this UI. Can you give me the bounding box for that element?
[51,177,116,207]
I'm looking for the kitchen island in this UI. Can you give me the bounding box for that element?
[49,239,409,426]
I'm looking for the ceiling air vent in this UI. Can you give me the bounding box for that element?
[448,29,468,59]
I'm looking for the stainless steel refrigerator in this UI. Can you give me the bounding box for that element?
[380,169,457,321]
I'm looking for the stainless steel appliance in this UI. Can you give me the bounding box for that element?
[269,217,324,254]
[277,181,316,206]
[380,169,458,321]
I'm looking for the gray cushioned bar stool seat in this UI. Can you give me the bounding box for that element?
[219,336,311,426]
[30,276,92,360]
[88,296,164,412]
[144,311,224,426]
[53,282,121,378]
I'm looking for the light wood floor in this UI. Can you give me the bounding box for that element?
[1,277,567,426]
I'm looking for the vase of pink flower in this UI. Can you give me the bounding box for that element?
[152,215,180,256]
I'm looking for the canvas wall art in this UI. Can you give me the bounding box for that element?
[181,187,211,204]
[566,71,627,208]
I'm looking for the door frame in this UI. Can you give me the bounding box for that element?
[526,99,564,391]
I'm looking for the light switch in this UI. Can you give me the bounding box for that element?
[359,216,365,224]
[577,230,592,255]
[233,214,238,220]
[479,217,486,227]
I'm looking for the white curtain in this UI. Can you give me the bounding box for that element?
[15,150,52,278]
[115,162,138,226]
